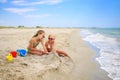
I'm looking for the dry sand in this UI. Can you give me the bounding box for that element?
[0,28,112,80]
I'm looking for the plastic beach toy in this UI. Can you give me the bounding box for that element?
[17,49,27,57]
[6,54,13,62]
[10,51,17,58]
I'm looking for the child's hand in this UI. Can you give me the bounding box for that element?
[44,51,49,54]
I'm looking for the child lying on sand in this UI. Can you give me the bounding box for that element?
[45,34,71,59]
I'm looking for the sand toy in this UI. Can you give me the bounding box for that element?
[17,49,27,57]
[10,51,17,58]
[6,54,13,62]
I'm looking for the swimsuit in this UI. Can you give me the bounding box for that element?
[33,42,39,48]
[28,42,39,53]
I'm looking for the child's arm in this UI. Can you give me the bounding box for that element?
[45,41,48,49]
[41,39,48,53]
[51,41,56,52]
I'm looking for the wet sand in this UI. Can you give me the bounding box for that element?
[0,28,112,80]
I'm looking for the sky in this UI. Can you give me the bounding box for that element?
[0,0,120,28]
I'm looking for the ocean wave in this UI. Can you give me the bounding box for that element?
[81,29,120,80]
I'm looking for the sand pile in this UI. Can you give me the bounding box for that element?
[0,51,74,80]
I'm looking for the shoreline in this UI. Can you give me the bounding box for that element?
[0,28,112,80]
[69,30,112,80]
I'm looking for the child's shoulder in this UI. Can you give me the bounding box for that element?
[29,38,35,42]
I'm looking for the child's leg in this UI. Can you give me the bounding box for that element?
[28,50,45,56]
[56,50,70,58]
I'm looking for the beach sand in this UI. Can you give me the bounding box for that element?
[0,28,112,80]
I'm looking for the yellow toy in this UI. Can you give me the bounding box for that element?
[6,54,13,62]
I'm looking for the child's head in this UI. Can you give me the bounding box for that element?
[48,34,55,41]
[33,30,45,39]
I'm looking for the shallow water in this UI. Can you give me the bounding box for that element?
[80,28,120,80]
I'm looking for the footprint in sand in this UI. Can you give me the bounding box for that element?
[18,76,24,80]
[15,70,21,72]
[20,63,28,67]
[58,57,75,73]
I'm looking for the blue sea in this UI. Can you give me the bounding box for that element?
[80,28,120,80]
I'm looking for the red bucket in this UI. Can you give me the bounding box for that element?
[10,51,17,58]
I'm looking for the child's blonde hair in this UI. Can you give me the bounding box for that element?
[48,34,55,38]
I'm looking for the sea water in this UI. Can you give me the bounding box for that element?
[80,28,120,80]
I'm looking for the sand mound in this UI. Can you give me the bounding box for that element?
[0,52,74,80]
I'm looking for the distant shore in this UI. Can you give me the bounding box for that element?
[0,28,111,80]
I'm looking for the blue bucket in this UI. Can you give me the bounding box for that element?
[17,49,27,57]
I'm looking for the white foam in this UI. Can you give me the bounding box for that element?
[81,29,120,80]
